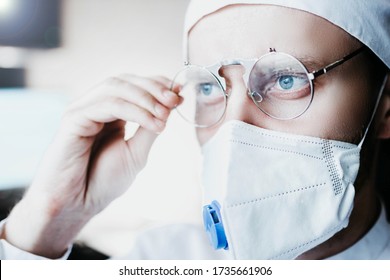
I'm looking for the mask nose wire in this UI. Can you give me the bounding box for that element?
[358,74,388,148]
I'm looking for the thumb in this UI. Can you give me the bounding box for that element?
[126,126,159,171]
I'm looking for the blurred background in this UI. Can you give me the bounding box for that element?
[0,0,203,258]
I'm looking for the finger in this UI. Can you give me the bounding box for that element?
[170,81,183,95]
[107,77,173,116]
[68,76,182,118]
[87,98,167,132]
[151,75,172,88]
[151,75,183,94]
[153,75,184,102]
[117,74,182,109]
[152,76,183,101]
[82,81,173,122]
[126,126,159,171]
[64,98,167,137]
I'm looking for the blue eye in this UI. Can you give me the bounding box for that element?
[275,74,308,92]
[278,75,294,90]
[199,83,213,96]
[195,82,224,105]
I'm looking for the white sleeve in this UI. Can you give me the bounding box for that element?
[0,219,72,260]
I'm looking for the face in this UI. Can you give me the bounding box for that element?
[187,5,383,145]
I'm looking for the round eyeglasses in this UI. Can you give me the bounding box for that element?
[171,47,365,128]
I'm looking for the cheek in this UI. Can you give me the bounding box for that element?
[308,79,373,143]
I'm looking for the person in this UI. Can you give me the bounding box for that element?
[0,0,389,260]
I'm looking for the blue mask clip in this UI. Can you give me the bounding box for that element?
[202,200,228,250]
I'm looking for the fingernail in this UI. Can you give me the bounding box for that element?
[176,96,184,106]
[163,90,175,99]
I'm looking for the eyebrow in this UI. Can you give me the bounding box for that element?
[296,56,326,72]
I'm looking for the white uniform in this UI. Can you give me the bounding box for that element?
[1,206,389,260]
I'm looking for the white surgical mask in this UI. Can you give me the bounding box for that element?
[201,120,360,259]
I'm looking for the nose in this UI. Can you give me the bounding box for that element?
[196,64,269,145]
[218,64,262,125]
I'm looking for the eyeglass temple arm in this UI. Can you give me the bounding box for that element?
[309,47,366,80]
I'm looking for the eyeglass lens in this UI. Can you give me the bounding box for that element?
[172,66,227,127]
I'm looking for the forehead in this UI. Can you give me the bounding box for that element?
[188,5,360,66]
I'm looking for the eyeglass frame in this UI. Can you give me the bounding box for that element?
[173,46,366,126]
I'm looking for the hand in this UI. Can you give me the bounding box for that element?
[2,75,182,258]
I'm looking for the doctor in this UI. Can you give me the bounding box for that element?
[1,0,390,259]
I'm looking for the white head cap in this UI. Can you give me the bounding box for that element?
[184,0,390,69]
